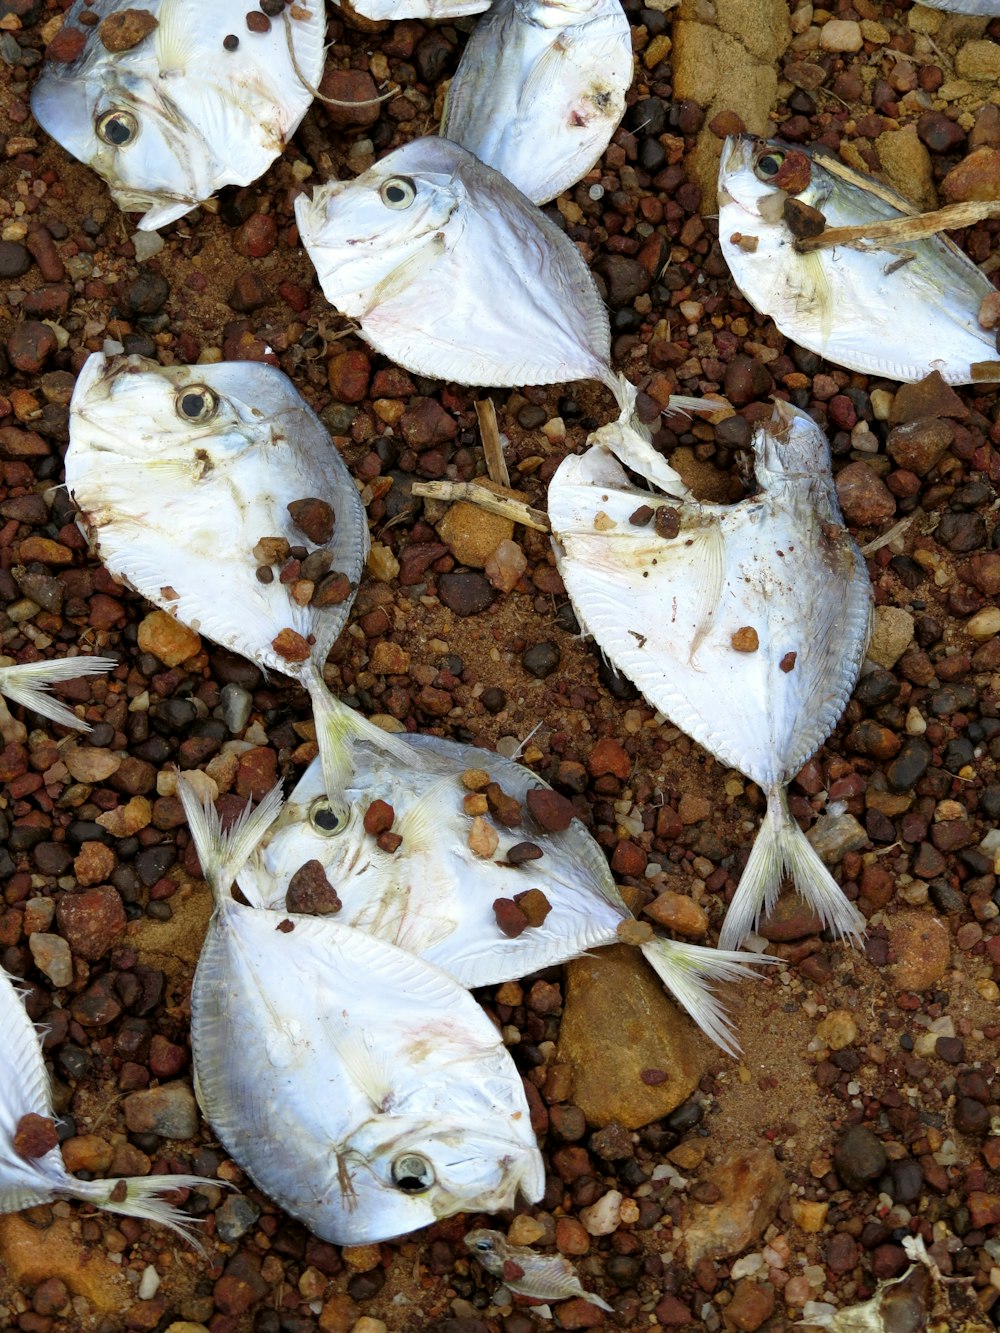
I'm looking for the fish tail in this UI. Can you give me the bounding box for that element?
[176,775,284,907]
[306,669,414,815]
[639,936,776,1057]
[718,787,866,951]
[582,1290,615,1313]
[0,656,117,732]
[68,1173,220,1250]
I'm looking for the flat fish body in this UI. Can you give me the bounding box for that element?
[186,786,543,1245]
[295,136,617,394]
[339,0,490,16]
[245,731,630,983]
[65,352,367,686]
[718,135,998,384]
[31,0,325,230]
[441,0,631,205]
[549,402,873,946]
[917,0,1000,10]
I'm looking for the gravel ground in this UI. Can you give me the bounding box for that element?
[2,0,1000,1330]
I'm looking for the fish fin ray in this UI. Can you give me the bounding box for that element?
[639,936,775,1056]
[177,776,284,906]
[0,657,116,731]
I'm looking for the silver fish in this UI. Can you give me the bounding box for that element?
[240,731,773,1054]
[548,401,872,949]
[0,655,117,734]
[0,965,215,1239]
[31,0,325,230]
[181,779,545,1245]
[466,1228,613,1311]
[914,0,1000,10]
[718,135,1000,384]
[441,0,631,205]
[65,351,414,811]
[337,0,490,16]
[295,135,624,398]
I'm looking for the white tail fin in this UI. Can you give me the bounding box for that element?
[718,786,866,951]
[639,936,778,1057]
[0,657,117,732]
[304,666,415,814]
[177,776,284,909]
[68,1173,220,1249]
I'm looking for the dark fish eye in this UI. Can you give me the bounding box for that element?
[379,176,417,210]
[475,1239,493,1252]
[754,151,785,181]
[175,386,220,424]
[392,1153,434,1194]
[96,109,139,147]
[309,798,348,835]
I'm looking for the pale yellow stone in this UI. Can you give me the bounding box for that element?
[966,606,1000,641]
[957,39,1000,82]
[867,606,914,670]
[468,815,499,858]
[508,1215,546,1245]
[791,1199,829,1233]
[815,1010,857,1051]
[876,124,936,211]
[96,795,152,837]
[367,543,399,582]
[644,32,672,67]
[669,1140,707,1171]
[341,1244,382,1272]
[137,609,201,668]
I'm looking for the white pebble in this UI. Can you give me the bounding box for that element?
[137,1266,160,1301]
[580,1189,623,1235]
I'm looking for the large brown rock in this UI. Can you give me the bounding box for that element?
[555,945,709,1128]
[890,910,950,991]
[678,1148,787,1265]
[55,887,126,961]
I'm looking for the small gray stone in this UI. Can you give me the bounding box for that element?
[806,812,868,863]
[220,683,253,733]
[123,1082,199,1140]
[215,1193,261,1242]
[834,1125,886,1190]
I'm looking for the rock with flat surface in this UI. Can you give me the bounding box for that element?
[678,1148,786,1265]
[555,945,707,1128]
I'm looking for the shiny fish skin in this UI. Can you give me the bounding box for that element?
[718,135,998,384]
[295,136,620,396]
[31,0,324,230]
[339,0,490,16]
[441,0,631,205]
[915,0,1000,10]
[465,1229,613,1311]
[242,731,774,1055]
[182,780,544,1246]
[65,352,412,812]
[0,966,216,1240]
[549,402,872,949]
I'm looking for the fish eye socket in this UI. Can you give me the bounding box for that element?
[308,798,348,835]
[175,386,220,424]
[753,150,785,181]
[96,109,139,147]
[475,1239,493,1252]
[392,1153,434,1194]
[379,176,417,210]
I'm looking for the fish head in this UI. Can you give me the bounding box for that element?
[515,0,603,26]
[68,352,305,473]
[322,1117,542,1244]
[718,135,832,223]
[253,758,369,892]
[31,65,231,232]
[463,1228,507,1275]
[294,142,464,307]
[753,399,833,488]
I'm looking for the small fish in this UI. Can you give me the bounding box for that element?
[441,0,631,205]
[465,1228,613,1311]
[31,0,325,230]
[337,0,490,16]
[65,351,414,810]
[718,135,1000,384]
[241,730,772,1054]
[548,400,872,949]
[0,965,215,1239]
[0,654,117,734]
[295,135,624,400]
[181,779,544,1245]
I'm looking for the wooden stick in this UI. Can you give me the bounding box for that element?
[410,480,550,532]
[794,199,1000,253]
[476,399,510,487]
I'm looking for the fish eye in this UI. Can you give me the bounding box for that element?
[753,150,785,181]
[391,1153,434,1194]
[175,386,220,424]
[475,1238,493,1252]
[379,176,417,210]
[309,798,348,835]
[96,109,139,148]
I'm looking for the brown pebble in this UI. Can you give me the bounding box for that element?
[485,782,522,827]
[506,841,544,865]
[779,651,797,673]
[286,860,341,916]
[463,792,488,816]
[13,1113,59,1160]
[526,786,576,832]
[223,33,239,49]
[46,24,88,62]
[514,888,552,927]
[363,799,394,836]
[783,196,826,240]
[271,628,311,662]
[246,10,271,31]
[254,536,290,566]
[630,504,654,526]
[641,1069,668,1085]
[731,626,759,653]
[493,897,529,938]
[654,506,680,539]
[287,498,336,545]
[461,768,491,791]
[311,572,351,607]
[774,149,812,194]
[276,919,295,933]
[377,830,403,854]
[99,8,159,51]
